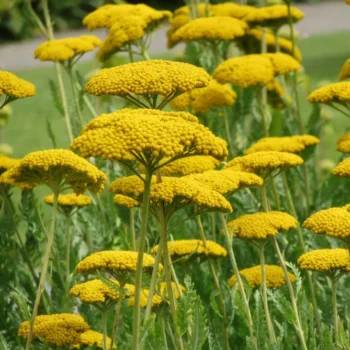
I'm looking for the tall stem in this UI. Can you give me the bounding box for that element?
[110,285,125,349]
[102,308,108,350]
[65,214,71,311]
[332,277,339,345]
[131,166,152,350]
[223,108,235,156]
[26,191,59,349]
[67,66,84,131]
[130,208,136,251]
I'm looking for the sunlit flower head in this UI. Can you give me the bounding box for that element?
[0,71,36,101]
[336,133,350,153]
[73,330,116,349]
[339,58,350,81]
[333,158,350,178]
[308,82,350,104]
[113,194,140,209]
[44,193,92,209]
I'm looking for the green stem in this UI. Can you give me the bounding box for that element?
[127,43,134,63]
[130,208,136,251]
[26,191,59,350]
[102,308,109,350]
[161,315,168,349]
[65,214,71,311]
[260,186,270,212]
[332,277,339,345]
[67,66,84,131]
[222,108,235,156]
[211,213,216,241]
[109,284,125,349]
[271,179,281,210]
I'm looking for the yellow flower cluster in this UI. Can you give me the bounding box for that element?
[336,133,350,153]
[0,71,36,99]
[186,169,263,195]
[18,314,90,346]
[71,109,228,162]
[303,206,350,240]
[34,36,101,62]
[170,79,237,114]
[113,194,140,208]
[213,53,300,88]
[339,58,350,81]
[245,5,304,28]
[333,158,350,178]
[73,330,116,349]
[0,154,21,174]
[0,169,31,190]
[245,135,320,154]
[226,211,297,240]
[70,279,134,304]
[308,82,350,104]
[298,249,350,272]
[6,149,106,194]
[228,264,296,288]
[84,60,210,97]
[157,282,186,299]
[76,250,158,274]
[128,288,164,308]
[266,80,286,109]
[151,240,227,259]
[44,193,92,207]
[224,151,304,174]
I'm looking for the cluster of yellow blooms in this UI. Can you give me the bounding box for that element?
[339,58,350,81]
[298,249,350,272]
[170,79,237,114]
[226,211,297,239]
[73,330,115,349]
[332,158,350,178]
[245,135,320,154]
[0,71,36,99]
[44,193,92,207]
[308,82,350,104]
[6,149,106,194]
[151,240,227,259]
[34,36,101,62]
[228,265,296,288]
[113,194,140,209]
[336,133,350,153]
[0,154,21,174]
[213,53,300,88]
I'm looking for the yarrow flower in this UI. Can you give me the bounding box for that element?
[18,314,90,346]
[225,211,297,240]
[339,58,350,81]
[245,135,320,154]
[113,194,140,208]
[266,80,287,109]
[228,264,296,288]
[336,133,350,153]
[303,205,350,240]
[0,169,31,190]
[151,240,227,259]
[128,289,164,308]
[333,158,350,178]
[44,193,92,208]
[0,154,21,174]
[170,79,237,114]
[308,82,350,104]
[6,149,106,194]
[73,330,116,349]
[298,249,350,273]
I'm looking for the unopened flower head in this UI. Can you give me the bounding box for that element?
[73,330,116,349]
[226,211,297,240]
[333,158,350,178]
[18,314,90,346]
[336,133,350,153]
[6,149,106,194]
[228,264,296,288]
[308,82,350,104]
[0,71,36,100]
[339,58,350,81]
[44,193,92,208]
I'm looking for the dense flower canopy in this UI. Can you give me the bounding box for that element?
[336,133,350,153]
[298,249,350,273]
[245,135,320,154]
[6,149,106,194]
[308,82,350,104]
[339,58,350,81]
[151,240,227,259]
[0,154,21,174]
[73,330,116,349]
[333,158,350,178]
[18,314,90,346]
[228,265,296,288]
[44,193,92,208]
[226,211,297,239]
[0,71,36,99]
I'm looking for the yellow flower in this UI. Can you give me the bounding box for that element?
[226,211,297,240]
[266,79,287,108]
[69,279,134,304]
[18,314,90,346]
[336,133,350,153]
[228,264,296,288]
[0,154,21,174]
[34,36,101,62]
[6,149,106,194]
[151,240,227,259]
[339,58,350,81]
[76,250,159,274]
[264,52,300,75]
[186,169,263,195]
[303,206,350,240]
[224,151,304,175]
[170,79,237,113]
[71,109,228,163]
[157,282,186,299]
[113,194,140,208]
[244,5,304,28]
[0,169,31,190]
[298,249,350,273]
[0,71,36,99]
[245,135,320,154]
[333,158,350,178]
[73,330,116,349]
[211,3,255,19]
[44,193,92,208]
[308,82,350,104]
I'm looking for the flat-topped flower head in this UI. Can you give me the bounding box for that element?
[333,158,350,178]
[245,5,304,28]
[226,211,297,240]
[44,193,92,209]
[211,2,255,19]
[71,109,228,164]
[228,264,296,288]
[264,53,300,75]
[339,58,350,81]
[0,71,36,102]
[0,154,21,174]
[298,249,350,273]
[303,206,350,240]
[186,169,263,196]
[245,135,320,154]
[336,133,350,153]
[73,330,116,349]
[170,79,237,114]
[69,279,134,304]
[18,314,90,346]
[224,151,303,176]
[34,36,101,63]
[308,82,350,104]
[151,240,227,259]
[6,149,106,194]
[76,250,160,275]
[113,194,140,209]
